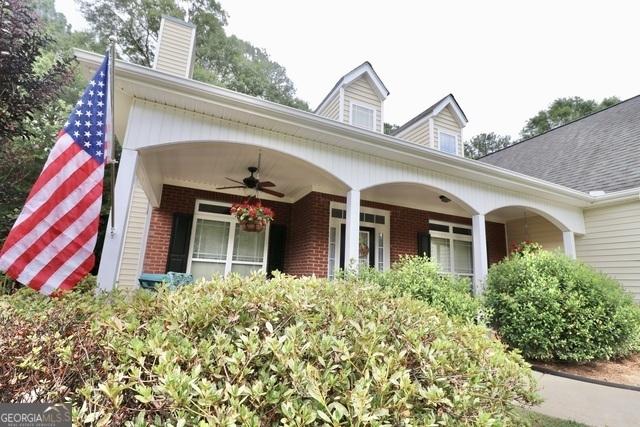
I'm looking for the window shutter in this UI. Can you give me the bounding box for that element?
[165,213,193,273]
[267,223,287,277]
[417,232,431,258]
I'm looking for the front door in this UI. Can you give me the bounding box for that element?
[339,225,376,269]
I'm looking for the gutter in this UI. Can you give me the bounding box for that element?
[589,187,640,207]
[74,49,595,206]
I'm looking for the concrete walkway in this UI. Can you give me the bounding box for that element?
[532,371,640,426]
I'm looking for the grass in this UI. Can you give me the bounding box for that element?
[517,409,588,426]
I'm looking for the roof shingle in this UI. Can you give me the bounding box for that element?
[479,95,640,193]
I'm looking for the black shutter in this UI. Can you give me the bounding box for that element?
[267,223,287,277]
[417,232,431,257]
[165,213,193,273]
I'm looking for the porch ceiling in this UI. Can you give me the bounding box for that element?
[361,183,471,218]
[138,142,348,203]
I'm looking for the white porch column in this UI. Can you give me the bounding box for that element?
[97,148,139,291]
[563,231,577,259]
[344,190,361,272]
[472,214,488,295]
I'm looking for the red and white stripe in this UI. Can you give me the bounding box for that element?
[0,132,104,295]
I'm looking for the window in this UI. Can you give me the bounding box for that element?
[439,131,457,154]
[351,103,374,130]
[429,220,473,277]
[188,201,268,279]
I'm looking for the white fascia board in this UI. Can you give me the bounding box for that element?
[342,64,388,100]
[432,95,467,127]
[74,49,593,207]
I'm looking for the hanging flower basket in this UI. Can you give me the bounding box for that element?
[230,197,274,233]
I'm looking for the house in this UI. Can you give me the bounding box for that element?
[77,17,637,300]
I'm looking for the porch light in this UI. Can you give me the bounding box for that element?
[439,195,451,203]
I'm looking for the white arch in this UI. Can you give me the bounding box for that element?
[360,180,479,214]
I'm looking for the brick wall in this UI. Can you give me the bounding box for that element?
[141,186,507,276]
[284,192,330,276]
[143,185,290,273]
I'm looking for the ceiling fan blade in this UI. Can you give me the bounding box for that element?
[216,185,246,190]
[225,177,245,185]
[259,187,285,198]
[258,181,275,188]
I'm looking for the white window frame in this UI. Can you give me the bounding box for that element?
[349,100,377,131]
[428,220,473,278]
[438,130,458,155]
[186,199,270,277]
[327,202,390,278]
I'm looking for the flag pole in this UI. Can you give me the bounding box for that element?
[108,35,117,236]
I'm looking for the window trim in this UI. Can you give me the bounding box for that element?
[438,130,458,155]
[428,220,473,277]
[349,100,377,131]
[186,199,270,277]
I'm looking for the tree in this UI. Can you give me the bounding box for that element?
[77,0,309,110]
[464,132,512,159]
[384,122,399,135]
[520,96,620,139]
[0,0,74,141]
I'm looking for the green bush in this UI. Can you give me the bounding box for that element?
[1,274,538,425]
[351,255,484,322]
[486,247,640,362]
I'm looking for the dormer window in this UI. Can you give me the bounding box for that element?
[351,103,375,130]
[439,131,457,154]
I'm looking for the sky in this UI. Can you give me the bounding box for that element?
[54,0,640,140]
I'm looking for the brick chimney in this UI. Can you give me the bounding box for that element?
[153,16,196,79]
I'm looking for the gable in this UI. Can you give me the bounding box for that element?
[433,105,463,156]
[343,75,382,132]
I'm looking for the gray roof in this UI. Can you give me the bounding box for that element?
[391,94,468,136]
[480,95,640,193]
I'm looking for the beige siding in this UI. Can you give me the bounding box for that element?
[344,76,382,132]
[506,215,563,251]
[154,19,195,78]
[399,121,430,146]
[316,93,340,121]
[433,106,463,156]
[117,181,150,290]
[576,201,640,301]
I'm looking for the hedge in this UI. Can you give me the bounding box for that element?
[486,244,640,362]
[1,274,538,425]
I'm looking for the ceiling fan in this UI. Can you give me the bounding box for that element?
[216,154,284,198]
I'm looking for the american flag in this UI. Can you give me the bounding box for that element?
[0,55,111,295]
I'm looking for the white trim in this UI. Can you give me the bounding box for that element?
[342,63,389,100]
[432,95,467,127]
[186,199,270,278]
[137,201,153,281]
[428,117,435,148]
[74,49,596,206]
[152,19,166,70]
[185,26,197,79]
[327,201,391,277]
[349,100,377,131]
[438,130,458,155]
[380,101,384,133]
[339,87,345,122]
